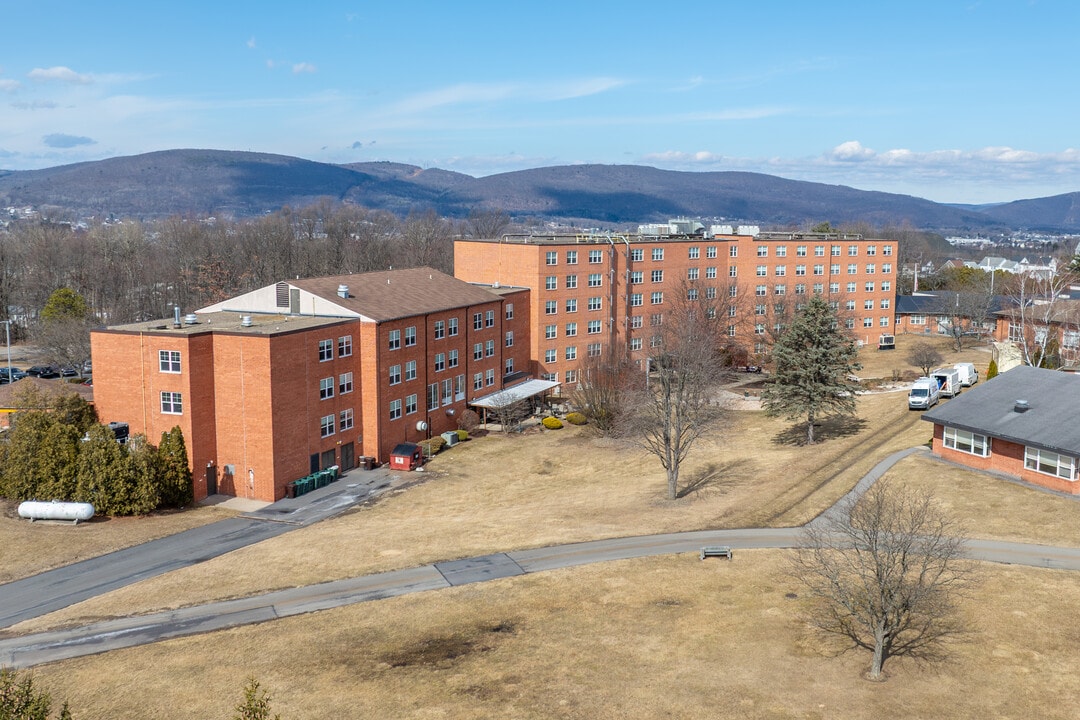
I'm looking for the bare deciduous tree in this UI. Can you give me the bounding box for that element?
[791,479,973,680]
[929,287,996,352]
[466,208,511,239]
[1002,270,1078,367]
[906,341,944,376]
[572,351,641,436]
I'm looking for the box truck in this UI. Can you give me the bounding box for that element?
[908,377,940,410]
[953,362,979,387]
[930,367,962,398]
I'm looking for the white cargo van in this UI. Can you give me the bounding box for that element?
[908,377,940,410]
[953,362,978,387]
[930,367,962,398]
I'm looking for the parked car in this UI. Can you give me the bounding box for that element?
[26,365,60,378]
[0,367,27,382]
[908,377,941,410]
[953,362,979,387]
[59,366,78,377]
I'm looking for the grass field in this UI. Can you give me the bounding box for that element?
[15,333,1080,719]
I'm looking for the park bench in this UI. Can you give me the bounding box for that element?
[700,545,732,560]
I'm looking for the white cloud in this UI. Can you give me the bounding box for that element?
[247,37,257,49]
[28,66,93,84]
[0,78,20,93]
[384,78,625,116]
[828,140,876,161]
[292,62,317,75]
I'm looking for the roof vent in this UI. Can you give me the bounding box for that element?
[493,281,500,288]
[241,315,253,327]
[173,306,182,329]
[337,284,349,299]
[1014,399,1030,413]
[184,313,198,325]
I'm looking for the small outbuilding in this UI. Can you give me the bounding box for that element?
[389,442,423,471]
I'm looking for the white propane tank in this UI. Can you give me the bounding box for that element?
[17,500,95,524]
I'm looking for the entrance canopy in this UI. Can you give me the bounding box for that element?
[470,379,560,409]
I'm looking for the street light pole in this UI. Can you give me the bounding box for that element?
[3,320,10,381]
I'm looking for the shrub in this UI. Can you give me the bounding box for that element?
[456,429,468,442]
[565,412,587,425]
[987,359,999,380]
[542,416,563,429]
[420,436,446,457]
[457,408,480,432]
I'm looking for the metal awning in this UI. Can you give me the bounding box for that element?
[469,379,561,409]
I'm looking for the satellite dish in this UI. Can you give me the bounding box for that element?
[416,421,428,431]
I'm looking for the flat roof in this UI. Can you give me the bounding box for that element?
[98,311,346,337]
[470,379,560,409]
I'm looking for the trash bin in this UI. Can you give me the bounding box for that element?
[285,481,296,499]
[361,456,374,471]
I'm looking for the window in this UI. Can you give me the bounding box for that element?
[546,251,558,265]
[388,365,401,385]
[565,369,578,384]
[847,264,857,275]
[474,312,483,330]
[160,391,183,415]
[864,300,874,310]
[776,245,787,257]
[565,274,578,289]
[880,316,890,327]
[545,324,557,339]
[912,314,927,326]
[404,361,416,381]
[565,346,577,361]
[566,299,577,313]
[587,320,602,334]
[795,283,806,295]
[755,323,765,335]
[485,310,495,327]
[587,343,602,357]
[630,271,643,284]
[589,249,603,264]
[756,265,767,277]
[652,247,664,261]
[729,285,738,298]
[814,264,824,276]
[505,358,515,375]
[588,273,603,287]
[831,264,840,274]
[473,373,483,391]
[321,414,335,437]
[505,303,514,320]
[434,320,445,339]
[865,281,875,292]
[486,368,495,386]
[473,342,483,360]
[883,245,893,256]
[867,245,877,256]
[650,335,663,348]
[829,282,840,293]
[848,245,859,257]
[588,297,602,311]
[545,300,557,315]
[389,399,402,420]
[546,276,558,291]
[650,313,663,326]
[882,263,892,274]
[448,318,459,336]
[630,338,643,351]
[831,245,841,256]
[775,265,786,276]
[687,288,698,300]
[688,246,700,259]
[504,331,513,348]
[814,245,825,257]
[651,292,664,305]
[866,264,876,275]
[434,353,445,372]
[320,339,335,360]
[846,300,856,311]
[631,248,644,262]
[442,379,453,405]
[485,339,495,356]
[338,336,353,357]
[707,246,717,258]
[652,269,664,283]
[795,265,806,276]
[729,246,738,257]
[796,245,807,257]
[845,318,855,329]
[456,375,466,401]
[1025,447,1076,480]
[944,427,990,457]
[630,293,643,307]
[404,395,416,415]
[728,305,737,317]
[405,326,416,346]
[545,349,557,363]
[705,267,716,279]
[756,285,767,297]
[630,315,643,328]
[728,325,737,336]
[755,303,767,316]
[757,245,768,257]
[566,250,578,264]
[566,322,578,336]
[428,383,439,410]
[340,371,354,394]
[159,350,181,373]
[813,283,824,294]
[774,284,786,296]
[341,407,355,429]
[847,282,857,293]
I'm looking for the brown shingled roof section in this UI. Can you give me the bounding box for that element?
[0,376,94,408]
[291,267,503,322]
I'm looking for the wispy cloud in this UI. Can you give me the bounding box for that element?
[384,78,626,115]
[0,78,20,93]
[43,133,95,148]
[292,62,317,74]
[28,66,93,84]
[246,36,257,49]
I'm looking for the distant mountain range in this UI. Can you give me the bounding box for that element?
[1,149,1078,233]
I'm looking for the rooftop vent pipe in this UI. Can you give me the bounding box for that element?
[173,307,181,328]
[337,284,349,298]
[241,315,253,327]
[1014,399,1030,413]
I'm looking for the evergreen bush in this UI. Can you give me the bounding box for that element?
[542,416,563,429]
[565,412,587,425]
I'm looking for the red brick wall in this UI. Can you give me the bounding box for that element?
[931,424,1080,494]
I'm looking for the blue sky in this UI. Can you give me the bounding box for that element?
[2,1,1077,204]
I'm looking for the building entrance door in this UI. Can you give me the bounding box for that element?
[207,464,218,496]
[340,442,355,471]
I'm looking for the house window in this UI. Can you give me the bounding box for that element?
[775,265,786,276]
[867,245,877,256]
[756,266,767,277]
[448,318,459,336]
[848,245,859,256]
[863,317,873,328]
[546,276,558,291]
[389,399,402,420]
[456,374,466,401]
[831,246,841,256]
[473,373,483,390]
[589,249,603,264]
[565,346,577,360]
[864,300,874,310]
[486,368,495,386]
[881,298,891,309]
[388,330,400,350]
[485,310,495,327]
[880,316,890,327]
[1025,447,1076,480]
[814,264,824,276]
[404,361,416,382]
[814,246,825,257]
[340,372,354,394]
[588,297,602,311]
[942,427,990,457]
[706,246,717,258]
[319,339,334,360]
[389,365,401,385]
[729,245,738,257]
[588,273,603,287]
[434,320,445,339]
[442,379,453,405]
[566,322,578,336]
[434,353,445,372]
[831,264,841,275]
[756,285,767,297]
[795,265,806,276]
[705,267,716,279]
[631,248,644,262]
[650,314,663,326]
[428,383,439,410]
[688,246,700,259]
[588,320,602,334]
[566,299,577,313]
[565,369,578,384]
[651,335,663,347]
[341,408,355,429]
[865,281,875,292]
[652,248,664,261]
[630,271,643,284]
[755,304,766,316]
[630,293,643,307]
[883,245,893,256]
[449,349,459,368]
[587,343,602,357]
[796,245,807,257]
[505,303,514,320]
[687,288,699,300]
[546,251,558,265]
[545,349,557,363]
[847,264,858,275]
[473,342,483,360]
[652,269,664,283]
[776,246,787,257]
[829,282,840,294]
[630,338,643,351]
[866,264,876,274]
[795,283,806,295]
[404,395,416,415]
[474,312,483,330]
[847,282,857,293]
[321,377,335,399]
[545,324,557,339]
[882,263,892,274]
[505,332,513,347]
[651,292,664,305]
[566,274,578,289]
[321,414,335,437]
[757,246,768,257]
[160,391,183,415]
[338,336,353,357]
[545,301,557,315]
[630,315,643,328]
[405,326,416,346]
[485,340,495,357]
[159,350,181,373]
[566,250,578,264]
[505,358,515,374]
[729,285,738,298]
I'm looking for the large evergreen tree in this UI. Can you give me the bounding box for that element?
[157,426,193,508]
[761,295,862,444]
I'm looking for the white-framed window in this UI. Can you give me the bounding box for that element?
[866,264,876,274]
[434,353,445,372]
[630,271,643,284]
[160,391,183,415]
[847,282,857,293]
[588,320,602,334]
[405,326,416,346]
[428,383,439,410]
[846,300,856,311]
[650,335,663,348]
[388,365,401,385]
[867,245,877,256]
[545,324,557,339]
[757,245,768,257]
[795,265,806,276]
[631,248,644,262]
[775,265,786,276]
[881,298,890,309]
[756,265,767,277]
[729,246,737,257]
[865,281,875,292]
[796,245,807,257]
[707,246,717,258]
[630,315,643,328]
[882,263,892,274]
[566,274,578,289]
[565,369,578,384]
[829,282,840,294]
[883,245,893,256]
[687,288,699,300]
[505,331,513,347]
[546,251,558,265]
[389,399,402,420]
[442,378,453,405]
[587,342,602,357]
[321,376,335,399]
[688,246,700,259]
[473,373,483,391]
[320,339,334,360]
[1025,447,1076,480]
[911,314,927,326]
[831,245,841,256]
[756,285,767,297]
[404,395,417,415]
[588,273,603,287]
[588,297,602,311]
[566,250,578,264]
[831,263,841,274]
[774,284,786,296]
[814,245,825,257]
[388,329,400,350]
[434,320,445,339]
[473,342,483,360]
[505,358,515,374]
[338,336,353,357]
[814,264,824,276]
[589,249,603,264]
[485,339,495,356]
[651,292,664,305]
[630,338,643,351]
[630,293,643,307]
[813,283,824,294]
[865,299,874,310]
[546,275,558,291]
[340,372,354,394]
[652,247,664,261]
[545,300,557,315]
[566,322,578,336]
[505,303,514,320]
[405,360,416,381]
[320,414,335,437]
[652,269,664,283]
[565,346,577,360]
[455,374,465,401]
[545,349,557,363]
[650,313,663,326]
[795,283,806,295]
[448,317,459,336]
[847,264,858,275]
[848,245,858,256]
[485,310,495,327]
[159,350,181,373]
[863,317,873,327]
[485,368,495,386]
[341,407,355,429]
[729,285,738,298]
[473,312,483,330]
[880,316,890,327]
[942,427,990,456]
[755,304,767,316]
[566,299,577,313]
[776,245,787,257]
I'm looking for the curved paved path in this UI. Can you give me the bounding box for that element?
[3,447,1079,669]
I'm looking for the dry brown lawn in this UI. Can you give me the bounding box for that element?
[30,551,1080,720]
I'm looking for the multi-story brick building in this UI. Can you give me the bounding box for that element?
[454,231,897,383]
[90,268,533,502]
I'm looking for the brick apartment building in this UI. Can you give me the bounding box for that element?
[90,268,532,502]
[454,231,897,384]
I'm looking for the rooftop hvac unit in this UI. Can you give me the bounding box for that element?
[184,313,198,325]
